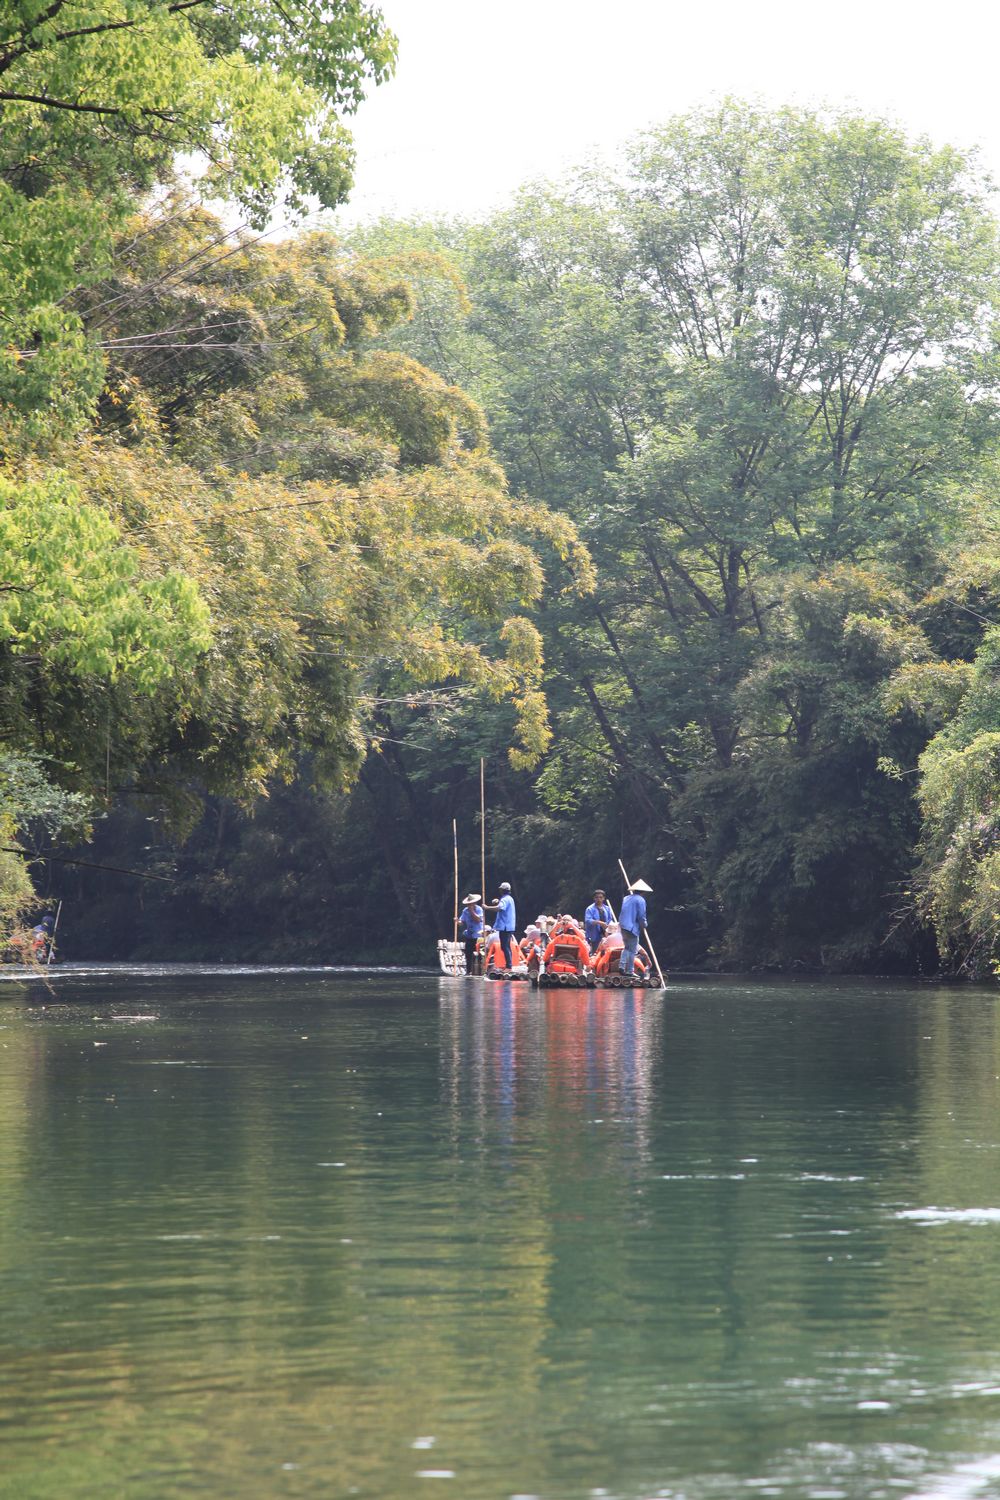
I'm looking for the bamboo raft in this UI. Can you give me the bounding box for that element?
[437,940,663,988]
[439,770,665,990]
[532,971,663,989]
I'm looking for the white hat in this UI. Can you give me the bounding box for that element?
[499,882,511,891]
[629,879,653,893]
[462,893,482,905]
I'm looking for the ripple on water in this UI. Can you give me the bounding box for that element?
[907,1453,1000,1500]
[896,1208,1000,1225]
[0,961,431,982]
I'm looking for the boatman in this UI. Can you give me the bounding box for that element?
[618,881,650,978]
[583,889,613,953]
[458,894,484,976]
[484,882,516,969]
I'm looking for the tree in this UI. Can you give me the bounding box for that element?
[0,466,208,933]
[7,206,590,955]
[0,1,395,215]
[352,104,1000,967]
[0,1,396,449]
[0,208,587,886]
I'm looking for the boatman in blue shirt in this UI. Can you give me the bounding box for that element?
[458,894,484,976]
[618,881,650,977]
[584,889,613,953]
[484,882,516,969]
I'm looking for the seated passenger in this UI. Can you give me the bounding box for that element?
[483,929,525,973]
[521,924,544,972]
[592,922,648,979]
[541,921,591,975]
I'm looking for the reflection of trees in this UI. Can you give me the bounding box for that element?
[10,979,1000,1498]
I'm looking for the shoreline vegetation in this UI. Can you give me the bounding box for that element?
[3,14,1000,976]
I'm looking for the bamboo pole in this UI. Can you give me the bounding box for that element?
[453,818,459,940]
[617,857,665,986]
[480,758,486,905]
[46,899,62,969]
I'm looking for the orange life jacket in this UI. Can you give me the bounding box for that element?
[593,935,648,977]
[541,928,591,974]
[484,933,524,970]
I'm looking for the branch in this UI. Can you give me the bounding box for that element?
[1,846,174,882]
[50,0,211,46]
[0,0,68,75]
[0,90,180,121]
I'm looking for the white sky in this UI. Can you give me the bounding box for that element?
[335,0,1000,224]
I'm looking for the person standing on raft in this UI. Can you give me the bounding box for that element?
[458,894,484,976]
[583,889,613,953]
[484,882,516,969]
[618,881,651,977]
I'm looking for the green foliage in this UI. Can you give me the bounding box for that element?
[0,839,35,935]
[0,468,210,686]
[0,2,396,441]
[0,206,581,945]
[0,1,396,220]
[0,750,90,941]
[13,81,1000,972]
[0,753,91,839]
[913,630,1000,973]
[349,103,1000,970]
[681,569,933,966]
[90,209,588,777]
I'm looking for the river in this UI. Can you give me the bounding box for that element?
[3,969,1000,1499]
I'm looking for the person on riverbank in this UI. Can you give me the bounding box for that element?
[583,890,613,953]
[484,882,516,969]
[31,913,55,962]
[618,883,649,977]
[458,894,483,976]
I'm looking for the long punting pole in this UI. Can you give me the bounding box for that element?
[46,899,62,969]
[453,817,460,940]
[480,758,486,905]
[618,857,665,986]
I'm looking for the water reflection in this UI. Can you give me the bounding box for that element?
[6,974,1000,1499]
[439,981,661,1148]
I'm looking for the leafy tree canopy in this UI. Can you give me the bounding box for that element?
[0,0,396,450]
[2,207,590,852]
[338,103,1000,969]
[0,1,395,215]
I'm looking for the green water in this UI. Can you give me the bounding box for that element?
[3,972,1000,1499]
